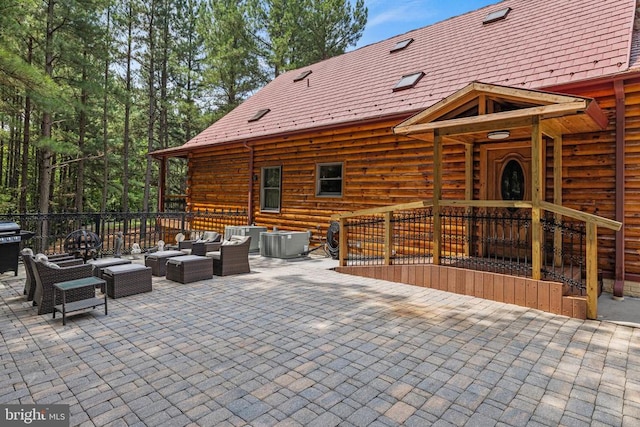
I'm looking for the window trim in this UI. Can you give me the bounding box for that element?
[316,162,344,197]
[260,166,282,212]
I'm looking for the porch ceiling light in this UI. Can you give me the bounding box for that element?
[487,130,510,140]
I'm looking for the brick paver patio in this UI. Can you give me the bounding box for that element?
[1,255,639,426]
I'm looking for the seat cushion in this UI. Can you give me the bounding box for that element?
[104,264,148,275]
[167,255,208,265]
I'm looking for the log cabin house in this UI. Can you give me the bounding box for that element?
[151,0,640,318]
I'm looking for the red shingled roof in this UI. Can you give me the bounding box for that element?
[178,0,636,151]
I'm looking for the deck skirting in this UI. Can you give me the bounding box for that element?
[336,264,587,319]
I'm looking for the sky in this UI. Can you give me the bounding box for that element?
[354,0,500,49]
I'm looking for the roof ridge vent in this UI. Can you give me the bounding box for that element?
[483,7,511,24]
[248,108,270,122]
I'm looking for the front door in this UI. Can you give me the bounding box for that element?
[480,142,536,260]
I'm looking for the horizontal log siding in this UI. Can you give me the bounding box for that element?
[622,81,640,277]
[251,119,465,232]
[182,79,640,279]
[187,146,249,212]
[555,79,640,277]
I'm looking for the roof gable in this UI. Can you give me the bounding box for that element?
[394,82,608,142]
[169,0,635,154]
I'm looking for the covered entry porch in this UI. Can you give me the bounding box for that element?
[334,83,622,320]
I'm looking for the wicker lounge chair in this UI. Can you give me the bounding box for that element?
[22,250,83,302]
[30,257,95,315]
[206,235,251,276]
[180,231,222,256]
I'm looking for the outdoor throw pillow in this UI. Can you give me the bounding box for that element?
[44,261,61,269]
[35,253,48,262]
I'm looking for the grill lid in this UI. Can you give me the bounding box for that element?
[0,221,20,233]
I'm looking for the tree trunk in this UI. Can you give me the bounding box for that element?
[122,0,133,214]
[143,0,156,215]
[101,6,111,213]
[75,51,88,213]
[39,0,55,217]
[20,38,33,213]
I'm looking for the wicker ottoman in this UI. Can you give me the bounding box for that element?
[144,250,184,276]
[103,264,152,298]
[166,255,213,284]
[88,257,132,278]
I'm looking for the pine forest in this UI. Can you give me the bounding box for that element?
[0,0,367,214]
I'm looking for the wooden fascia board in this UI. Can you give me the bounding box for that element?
[473,82,588,105]
[584,99,609,130]
[394,101,588,137]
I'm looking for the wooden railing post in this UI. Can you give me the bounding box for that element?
[531,117,542,280]
[586,222,598,319]
[384,212,392,265]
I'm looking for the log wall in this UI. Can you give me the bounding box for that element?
[184,76,640,284]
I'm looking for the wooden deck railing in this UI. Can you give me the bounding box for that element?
[334,200,622,319]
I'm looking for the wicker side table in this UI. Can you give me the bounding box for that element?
[166,255,213,284]
[103,264,152,298]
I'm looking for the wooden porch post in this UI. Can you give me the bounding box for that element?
[531,117,543,280]
[433,130,443,265]
[158,157,166,212]
[464,144,473,256]
[552,133,563,267]
[586,222,598,319]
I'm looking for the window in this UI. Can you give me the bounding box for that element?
[483,7,511,24]
[390,38,414,53]
[261,166,281,211]
[249,108,270,122]
[294,70,312,82]
[393,71,424,91]
[317,163,343,197]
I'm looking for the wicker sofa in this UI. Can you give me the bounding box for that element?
[29,257,95,315]
[205,235,251,276]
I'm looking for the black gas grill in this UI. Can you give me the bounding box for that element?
[0,221,34,276]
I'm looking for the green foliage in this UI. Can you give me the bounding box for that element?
[248,0,367,76]
[0,0,367,214]
[0,192,17,213]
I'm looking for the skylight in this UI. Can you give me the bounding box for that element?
[390,38,414,53]
[248,108,270,122]
[483,7,511,24]
[393,72,424,92]
[294,70,312,82]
